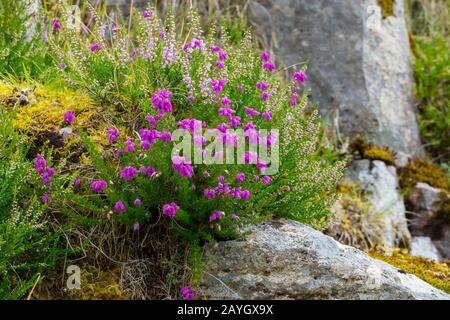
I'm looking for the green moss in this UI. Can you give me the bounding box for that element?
[369,248,450,293]
[69,265,128,300]
[349,135,396,166]
[401,158,450,191]
[0,81,129,162]
[362,146,395,166]
[378,0,395,18]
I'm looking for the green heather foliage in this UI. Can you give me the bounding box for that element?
[0,0,54,81]
[0,2,345,299]
[413,36,450,163]
[0,107,62,299]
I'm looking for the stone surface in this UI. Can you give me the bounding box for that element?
[58,127,73,142]
[201,219,449,300]
[410,237,442,261]
[406,182,448,231]
[248,0,421,158]
[406,183,450,258]
[344,160,411,247]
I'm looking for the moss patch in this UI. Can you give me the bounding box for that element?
[68,265,129,300]
[0,81,127,161]
[378,0,395,18]
[401,158,450,191]
[369,248,450,293]
[349,135,396,166]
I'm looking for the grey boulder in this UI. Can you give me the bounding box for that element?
[201,219,449,300]
[249,0,421,160]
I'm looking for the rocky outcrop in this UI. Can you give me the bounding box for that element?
[410,237,442,261]
[406,182,450,258]
[343,160,411,247]
[248,0,420,161]
[201,219,449,300]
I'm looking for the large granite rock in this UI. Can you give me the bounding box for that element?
[249,0,420,160]
[344,160,411,247]
[201,219,449,300]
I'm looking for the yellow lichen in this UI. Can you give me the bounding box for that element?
[69,265,128,300]
[378,0,395,18]
[369,248,450,293]
[349,135,396,166]
[362,145,395,166]
[0,81,127,162]
[401,158,450,191]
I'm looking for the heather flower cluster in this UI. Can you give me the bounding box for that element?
[34,154,56,187]
[46,6,344,298]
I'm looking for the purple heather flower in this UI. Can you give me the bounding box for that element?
[204,188,215,200]
[120,166,137,181]
[237,85,244,94]
[74,177,81,187]
[261,111,273,121]
[114,149,122,158]
[230,116,241,128]
[143,10,152,19]
[90,43,101,52]
[221,96,231,107]
[90,180,107,193]
[218,50,227,61]
[218,176,225,183]
[209,210,224,222]
[151,89,173,114]
[34,154,55,186]
[257,160,268,172]
[243,151,257,164]
[261,92,270,101]
[219,107,234,118]
[146,166,156,177]
[160,131,172,143]
[236,173,246,183]
[210,45,221,52]
[265,132,278,147]
[244,106,260,117]
[145,115,157,128]
[263,61,276,73]
[163,202,179,218]
[241,190,251,200]
[172,156,194,178]
[230,214,240,220]
[290,92,299,106]
[210,78,226,94]
[114,201,126,214]
[123,138,135,153]
[59,63,66,70]
[52,18,61,31]
[262,176,271,185]
[180,287,196,300]
[158,31,165,39]
[42,194,49,203]
[187,95,196,103]
[134,198,141,207]
[260,51,270,62]
[293,71,308,84]
[106,129,120,144]
[216,60,224,69]
[63,110,75,124]
[256,81,268,91]
[243,121,255,132]
[134,223,141,231]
